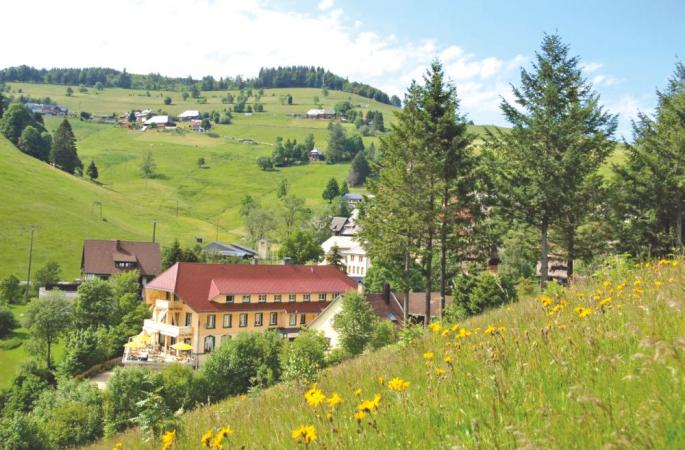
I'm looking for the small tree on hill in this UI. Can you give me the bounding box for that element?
[18,125,50,162]
[0,275,22,305]
[332,292,377,355]
[86,160,99,180]
[0,307,19,338]
[277,178,289,199]
[140,152,156,178]
[24,291,72,369]
[51,119,82,174]
[197,157,205,168]
[322,177,340,202]
[66,87,73,97]
[256,156,273,171]
[163,96,172,105]
[34,261,61,288]
[348,150,370,186]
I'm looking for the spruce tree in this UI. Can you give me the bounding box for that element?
[86,160,99,181]
[486,34,616,286]
[325,245,346,271]
[611,62,685,256]
[348,151,371,186]
[322,177,340,202]
[50,119,81,174]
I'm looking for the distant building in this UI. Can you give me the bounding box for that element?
[404,292,454,324]
[330,216,348,236]
[38,282,80,300]
[177,110,200,120]
[135,110,153,122]
[190,119,204,132]
[306,109,335,119]
[81,240,161,285]
[321,235,370,280]
[143,115,176,128]
[536,254,569,285]
[204,241,258,259]
[25,103,67,116]
[342,193,363,207]
[308,148,324,161]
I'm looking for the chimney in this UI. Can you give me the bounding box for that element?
[383,282,390,305]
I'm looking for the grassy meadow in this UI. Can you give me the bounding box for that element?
[88,257,685,449]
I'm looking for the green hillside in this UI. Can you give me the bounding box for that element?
[88,258,685,449]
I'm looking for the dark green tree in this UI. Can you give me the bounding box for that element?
[0,307,19,338]
[51,119,82,174]
[0,103,42,144]
[278,230,324,264]
[0,274,22,304]
[485,34,616,286]
[24,291,72,369]
[322,177,340,202]
[324,244,346,271]
[340,180,349,196]
[18,125,50,161]
[73,278,116,328]
[163,96,172,105]
[87,160,99,180]
[348,150,370,186]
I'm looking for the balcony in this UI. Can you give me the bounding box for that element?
[154,299,183,309]
[143,319,192,337]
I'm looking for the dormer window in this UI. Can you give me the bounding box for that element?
[226,295,234,303]
[115,261,137,269]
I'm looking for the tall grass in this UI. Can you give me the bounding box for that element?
[88,257,685,449]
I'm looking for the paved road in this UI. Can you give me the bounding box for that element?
[90,370,114,390]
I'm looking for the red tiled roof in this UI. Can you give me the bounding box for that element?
[147,263,358,312]
[365,293,404,323]
[406,293,454,317]
[81,240,161,277]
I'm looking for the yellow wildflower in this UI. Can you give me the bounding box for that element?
[654,280,663,287]
[354,410,366,422]
[112,443,123,450]
[498,326,506,333]
[428,322,442,333]
[435,368,446,376]
[484,325,496,335]
[387,377,410,391]
[423,351,434,360]
[377,375,385,385]
[574,307,592,318]
[304,383,326,407]
[633,279,642,287]
[457,328,471,338]
[658,258,670,266]
[325,412,333,421]
[161,430,176,450]
[602,280,612,288]
[539,295,554,307]
[443,356,452,365]
[326,392,343,409]
[353,388,362,396]
[441,329,450,337]
[450,323,460,332]
[599,297,612,307]
[357,394,382,413]
[672,260,679,267]
[200,431,213,448]
[291,425,317,444]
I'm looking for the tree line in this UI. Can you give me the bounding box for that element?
[0,65,398,105]
[359,33,685,325]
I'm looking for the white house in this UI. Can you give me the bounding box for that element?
[177,110,200,120]
[306,109,335,119]
[143,115,175,127]
[321,235,370,280]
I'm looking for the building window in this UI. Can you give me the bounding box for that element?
[333,292,341,299]
[206,314,216,329]
[226,295,234,303]
[300,313,306,325]
[318,293,326,301]
[288,294,296,303]
[258,294,267,303]
[239,313,248,327]
[289,313,297,326]
[303,293,311,302]
[255,313,263,327]
[223,314,232,328]
[269,312,278,326]
[242,295,251,303]
[185,313,192,327]
[274,294,282,303]
[204,335,215,353]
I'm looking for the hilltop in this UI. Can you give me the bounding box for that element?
[0,82,493,279]
[87,257,685,449]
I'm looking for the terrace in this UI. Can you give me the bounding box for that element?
[121,334,198,368]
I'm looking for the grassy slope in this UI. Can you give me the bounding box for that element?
[89,259,685,449]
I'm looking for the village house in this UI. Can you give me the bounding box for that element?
[25,102,68,116]
[342,192,364,207]
[308,148,324,161]
[306,108,335,119]
[203,241,258,259]
[143,115,176,128]
[177,110,200,121]
[321,235,370,280]
[123,262,358,365]
[190,119,204,132]
[330,209,361,236]
[81,239,161,285]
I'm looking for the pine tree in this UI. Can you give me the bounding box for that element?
[340,181,349,196]
[348,151,370,186]
[485,34,616,287]
[86,160,99,181]
[322,177,340,202]
[611,62,685,256]
[50,119,82,174]
[325,245,346,271]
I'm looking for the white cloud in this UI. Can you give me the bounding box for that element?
[0,0,648,130]
[592,74,620,87]
[317,0,335,11]
[605,94,653,139]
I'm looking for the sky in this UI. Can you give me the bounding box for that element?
[1,0,683,137]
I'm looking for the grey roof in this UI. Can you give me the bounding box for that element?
[204,241,258,258]
[330,217,348,233]
[343,193,363,201]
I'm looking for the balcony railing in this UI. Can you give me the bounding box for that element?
[143,319,192,337]
[154,299,183,309]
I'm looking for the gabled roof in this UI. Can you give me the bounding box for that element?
[321,235,365,254]
[365,292,404,323]
[343,193,363,201]
[146,263,358,312]
[330,217,348,233]
[143,115,172,125]
[406,293,454,317]
[178,110,200,118]
[81,240,161,276]
[204,241,257,258]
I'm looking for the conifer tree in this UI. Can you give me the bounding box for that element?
[87,160,99,181]
[50,119,82,174]
[325,244,346,271]
[322,177,340,202]
[486,34,616,286]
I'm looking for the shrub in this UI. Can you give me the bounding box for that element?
[159,363,207,412]
[58,327,106,377]
[451,271,517,317]
[163,96,172,105]
[201,331,282,400]
[0,274,22,304]
[0,414,48,450]
[0,307,19,338]
[280,329,329,383]
[332,292,377,355]
[104,367,160,435]
[368,320,397,350]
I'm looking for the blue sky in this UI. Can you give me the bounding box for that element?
[2,0,682,137]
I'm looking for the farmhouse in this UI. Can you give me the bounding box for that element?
[123,263,358,365]
[143,115,176,128]
[177,110,200,120]
[25,102,68,116]
[342,192,364,207]
[81,239,161,284]
[306,108,335,119]
[203,241,258,259]
[308,148,324,161]
[190,119,204,132]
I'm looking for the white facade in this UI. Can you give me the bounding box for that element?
[321,235,370,278]
[307,296,344,349]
